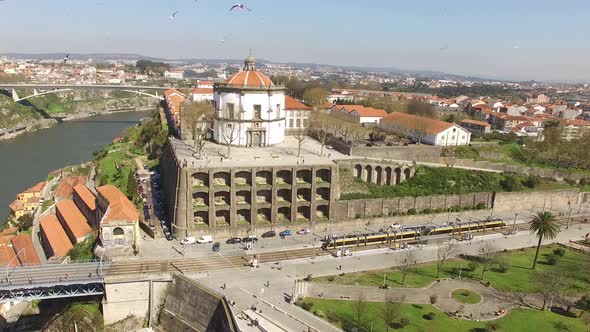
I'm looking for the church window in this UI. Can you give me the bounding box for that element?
[254,104,262,119]
[276,104,281,119]
[289,119,294,128]
[227,103,235,119]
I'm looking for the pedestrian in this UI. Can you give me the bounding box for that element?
[586,232,589,240]
[28,278,32,284]
[338,265,342,270]
[266,280,270,287]
[88,272,92,278]
[65,273,68,280]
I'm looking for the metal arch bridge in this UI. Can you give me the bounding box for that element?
[0,84,170,102]
[0,261,111,302]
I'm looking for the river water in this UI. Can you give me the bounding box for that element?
[0,110,151,219]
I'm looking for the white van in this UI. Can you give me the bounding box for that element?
[196,235,213,244]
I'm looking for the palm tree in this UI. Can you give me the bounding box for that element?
[529,211,560,270]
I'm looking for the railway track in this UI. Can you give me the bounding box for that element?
[106,215,589,276]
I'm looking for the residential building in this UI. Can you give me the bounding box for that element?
[284,96,312,132]
[0,246,18,268]
[11,235,40,265]
[53,176,87,201]
[331,105,388,125]
[380,112,471,146]
[164,69,184,80]
[562,119,590,141]
[8,182,45,219]
[39,214,73,259]
[191,87,214,102]
[55,200,92,244]
[459,119,492,134]
[527,93,550,104]
[73,184,97,228]
[96,185,139,254]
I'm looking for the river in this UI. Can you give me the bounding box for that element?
[0,110,152,219]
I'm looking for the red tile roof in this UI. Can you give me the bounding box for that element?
[73,184,96,211]
[53,176,88,199]
[97,185,139,224]
[11,235,40,265]
[191,88,214,94]
[460,119,491,127]
[382,112,454,134]
[0,227,18,237]
[56,200,92,240]
[0,235,15,246]
[565,119,590,126]
[284,96,311,110]
[9,200,24,212]
[40,214,73,257]
[23,182,45,194]
[0,246,18,268]
[226,70,273,88]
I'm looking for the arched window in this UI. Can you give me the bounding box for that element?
[113,227,124,237]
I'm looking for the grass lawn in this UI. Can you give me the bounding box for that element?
[314,245,590,295]
[47,102,67,114]
[452,289,481,304]
[300,298,587,332]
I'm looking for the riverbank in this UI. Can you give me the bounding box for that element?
[0,106,156,142]
[0,110,152,219]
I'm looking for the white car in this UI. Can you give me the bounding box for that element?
[196,235,213,244]
[181,237,196,245]
[296,228,311,235]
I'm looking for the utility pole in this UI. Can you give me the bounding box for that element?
[512,213,518,234]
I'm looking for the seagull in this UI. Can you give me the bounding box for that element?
[63,54,70,64]
[439,44,449,51]
[229,4,251,12]
[169,11,179,19]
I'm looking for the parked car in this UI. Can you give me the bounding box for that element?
[143,164,148,170]
[296,228,311,235]
[181,237,196,245]
[165,233,173,241]
[212,242,220,252]
[242,236,258,243]
[197,235,213,244]
[226,237,242,244]
[279,230,292,237]
[261,231,276,238]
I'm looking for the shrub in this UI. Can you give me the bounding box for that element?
[326,310,339,323]
[553,248,566,257]
[399,318,410,328]
[300,301,313,311]
[546,254,558,265]
[523,174,541,188]
[327,275,335,282]
[475,202,487,209]
[496,258,511,273]
[434,208,444,213]
[304,274,313,281]
[355,213,362,219]
[422,208,432,214]
[580,177,590,186]
[313,309,324,318]
[500,174,524,192]
[485,322,501,331]
[468,261,479,272]
[564,178,578,186]
[423,312,436,320]
[450,205,463,212]
[429,294,438,304]
[407,208,417,215]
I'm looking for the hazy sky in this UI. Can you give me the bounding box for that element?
[1,0,589,82]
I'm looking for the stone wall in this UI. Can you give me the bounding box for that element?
[493,189,580,215]
[332,192,492,221]
[453,159,589,182]
[157,274,238,332]
[351,145,443,163]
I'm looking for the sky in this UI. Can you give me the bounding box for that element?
[0,0,589,82]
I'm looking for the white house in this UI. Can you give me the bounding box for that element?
[212,53,286,147]
[380,112,471,146]
[191,87,214,102]
[164,69,184,80]
[284,96,312,132]
[331,105,388,126]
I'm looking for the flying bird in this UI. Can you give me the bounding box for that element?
[229,4,252,12]
[439,44,449,51]
[63,54,70,64]
[169,11,179,19]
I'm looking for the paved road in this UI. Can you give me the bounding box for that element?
[31,176,60,263]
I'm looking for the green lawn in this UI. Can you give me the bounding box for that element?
[452,289,481,304]
[314,245,590,294]
[300,298,587,332]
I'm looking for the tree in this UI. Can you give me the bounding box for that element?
[350,126,368,147]
[479,243,499,279]
[532,268,565,310]
[576,295,590,317]
[292,128,308,158]
[16,213,34,231]
[529,211,560,269]
[302,87,329,109]
[436,242,457,278]
[379,294,401,332]
[350,293,369,330]
[400,250,417,285]
[68,237,96,261]
[309,112,333,156]
[407,99,435,118]
[182,101,214,158]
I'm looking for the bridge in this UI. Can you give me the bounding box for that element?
[0,261,111,302]
[0,84,172,102]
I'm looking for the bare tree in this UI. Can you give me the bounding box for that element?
[379,293,401,332]
[436,242,457,278]
[533,268,566,311]
[182,101,214,158]
[350,126,368,147]
[479,243,499,280]
[399,250,417,285]
[350,292,369,331]
[223,118,239,158]
[292,128,308,158]
[310,112,333,156]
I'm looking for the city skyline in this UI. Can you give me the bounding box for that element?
[0,0,589,82]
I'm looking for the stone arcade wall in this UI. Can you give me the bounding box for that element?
[156,274,238,332]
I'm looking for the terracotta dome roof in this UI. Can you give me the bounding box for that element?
[226,70,274,88]
[225,51,274,88]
